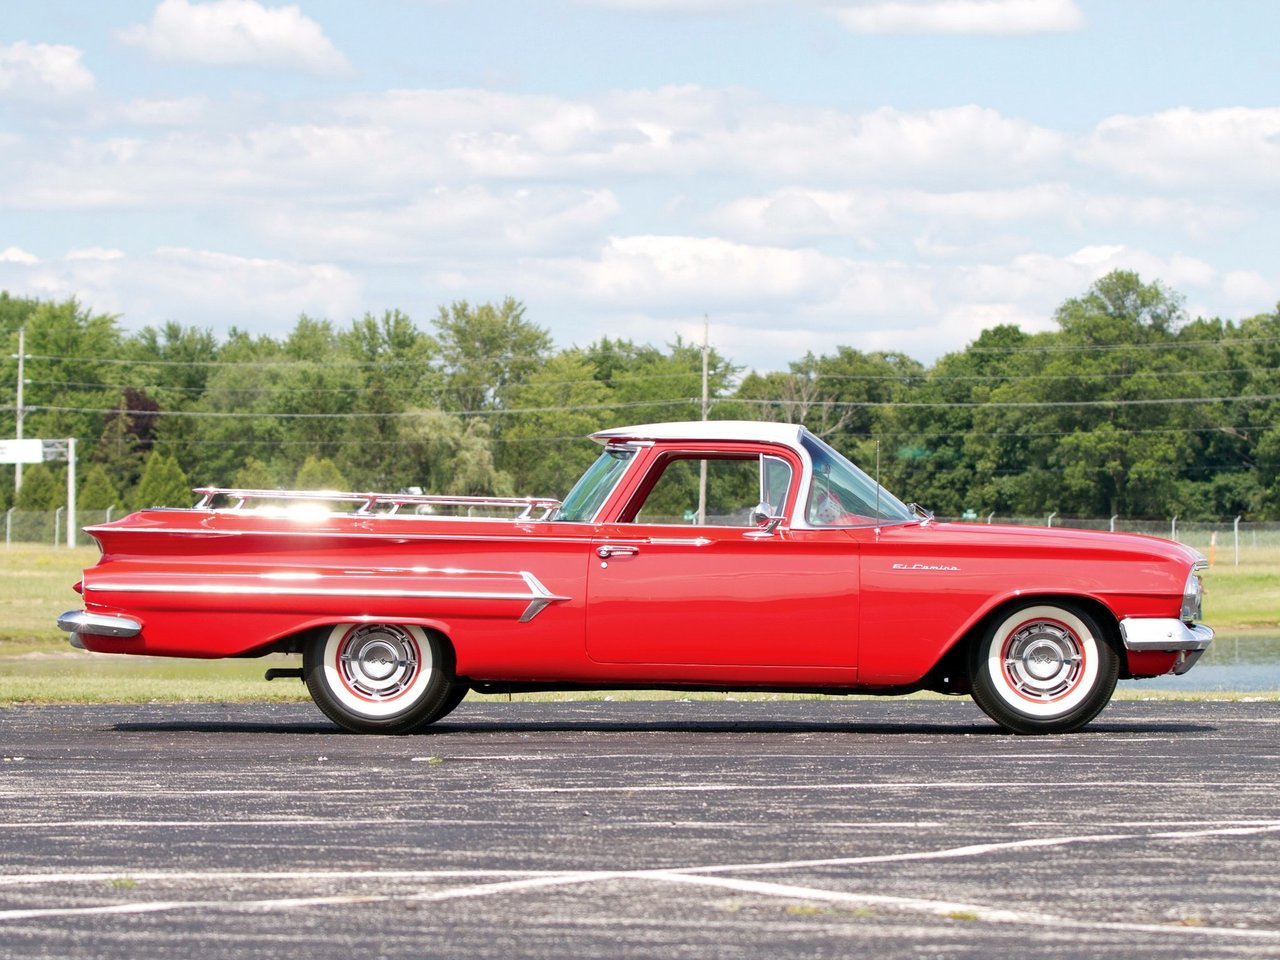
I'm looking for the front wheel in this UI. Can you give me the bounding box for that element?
[970,602,1119,735]
[304,623,455,734]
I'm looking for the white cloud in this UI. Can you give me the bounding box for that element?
[1,247,40,264]
[256,187,622,260]
[1222,271,1277,309]
[144,247,362,326]
[111,97,210,127]
[66,247,127,261]
[834,0,1085,35]
[572,0,777,9]
[0,42,95,99]
[1082,107,1280,189]
[536,234,850,309]
[0,91,1069,220]
[118,0,350,75]
[0,247,360,333]
[711,184,1244,246]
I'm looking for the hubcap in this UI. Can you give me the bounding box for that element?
[338,625,420,701]
[1002,619,1083,702]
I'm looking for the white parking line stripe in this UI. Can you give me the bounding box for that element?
[3,822,1278,935]
[641,872,1280,941]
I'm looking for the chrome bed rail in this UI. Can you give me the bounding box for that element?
[191,487,562,521]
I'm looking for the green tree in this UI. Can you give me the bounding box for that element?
[124,322,220,406]
[133,451,192,509]
[583,336,737,426]
[6,298,123,456]
[336,310,439,490]
[398,410,513,496]
[295,456,349,491]
[232,457,278,490]
[78,463,122,511]
[434,299,552,414]
[498,350,612,496]
[178,330,289,486]
[14,462,60,510]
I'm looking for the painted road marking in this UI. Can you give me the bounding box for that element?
[3,820,1279,939]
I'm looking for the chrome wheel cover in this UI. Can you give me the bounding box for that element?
[338,624,420,701]
[1001,619,1083,702]
[321,623,433,719]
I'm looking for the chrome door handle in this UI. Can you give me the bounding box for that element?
[596,545,640,559]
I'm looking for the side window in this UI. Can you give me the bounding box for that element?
[632,454,792,527]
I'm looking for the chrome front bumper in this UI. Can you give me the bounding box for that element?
[1119,617,1215,675]
[57,610,143,649]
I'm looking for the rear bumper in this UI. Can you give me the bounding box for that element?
[1119,618,1215,676]
[57,610,143,649]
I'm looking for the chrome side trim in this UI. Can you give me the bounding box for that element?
[57,611,142,639]
[1119,618,1215,652]
[90,582,537,600]
[518,572,571,623]
[85,572,572,623]
[86,526,598,546]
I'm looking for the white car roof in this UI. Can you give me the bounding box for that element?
[591,420,807,447]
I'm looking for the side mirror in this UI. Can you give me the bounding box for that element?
[747,501,784,538]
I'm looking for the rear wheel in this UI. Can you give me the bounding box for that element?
[970,602,1118,735]
[303,623,455,734]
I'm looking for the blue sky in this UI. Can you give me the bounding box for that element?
[2,0,1278,370]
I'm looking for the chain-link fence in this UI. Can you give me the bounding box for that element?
[4,509,119,548]
[973,516,1280,564]
[6,506,1280,563]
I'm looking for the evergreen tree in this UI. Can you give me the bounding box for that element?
[133,452,193,509]
[295,456,349,491]
[232,457,278,490]
[78,464,122,511]
[14,463,60,510]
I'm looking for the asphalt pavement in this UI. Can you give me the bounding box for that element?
[1,698,1279,959]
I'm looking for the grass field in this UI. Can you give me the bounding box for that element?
[1,542,1276,706]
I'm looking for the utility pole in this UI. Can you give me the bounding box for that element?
[13,327,25,492]
[697,315,709,524]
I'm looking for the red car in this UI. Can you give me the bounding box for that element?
[59,420,1213,735]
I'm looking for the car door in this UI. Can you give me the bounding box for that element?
[584,450,859,669]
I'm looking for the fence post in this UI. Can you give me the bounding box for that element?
[1046,511,1057,528]
[1170,515,1178,542]
[986,512,995,524]
[1234,515,1241,567]
[1109,514,1118,532]
[54,507,63,547]
[66,437,76,549]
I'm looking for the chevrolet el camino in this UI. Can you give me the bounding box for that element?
[59,420,1213,735]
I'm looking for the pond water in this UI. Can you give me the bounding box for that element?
[1129,634,1280,693]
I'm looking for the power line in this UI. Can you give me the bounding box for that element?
[24,392,1280,421]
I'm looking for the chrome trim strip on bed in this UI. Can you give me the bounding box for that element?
[85,526,598,545]
[85,571,572,622]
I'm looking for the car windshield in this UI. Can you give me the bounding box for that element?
[555,446,636,522]
[801,432,914,527]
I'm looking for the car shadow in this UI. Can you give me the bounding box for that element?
[109,715,1219,737]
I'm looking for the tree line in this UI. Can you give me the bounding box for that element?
[2,270,1277,521]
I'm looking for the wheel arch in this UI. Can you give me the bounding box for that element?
[251,616,459,662]
[951,592,1123,679]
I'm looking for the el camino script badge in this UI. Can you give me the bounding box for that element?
[893,562,960,572]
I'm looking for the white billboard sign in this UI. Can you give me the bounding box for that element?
[0,439,44,464]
